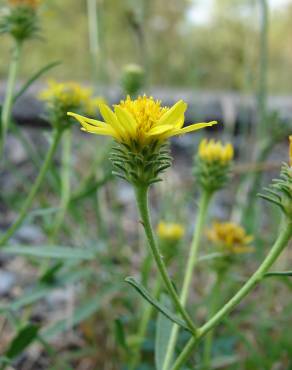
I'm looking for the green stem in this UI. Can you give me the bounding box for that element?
[0,41,22,159]
[50,129,72,241]
[0,129,62,247]
[129,278,162,370]
[171,220,292,370]
[202,272,224,370]
[162,191,211,370]
[134,185,197,334]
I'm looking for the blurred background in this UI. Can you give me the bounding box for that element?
[1,0,292,91]
[1,1,292,370]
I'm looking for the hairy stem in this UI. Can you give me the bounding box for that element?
[134,185,197,334]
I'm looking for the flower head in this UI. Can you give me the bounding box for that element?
[40,80,104,130]
[68,95,217,152]
[207,222,254,255]
[68,95,217,186]
[157,221,185,242]
[194,138,234,193]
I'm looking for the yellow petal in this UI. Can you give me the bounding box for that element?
[114,106,137,137]
[147,124,174,137]
[68,112,105,128]
[156,100,187,127]
[68,112,117,138]
[171,121,218,136]
[99,104,127,139]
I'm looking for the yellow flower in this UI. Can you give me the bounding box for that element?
[40,80,91,108]
[206,222,253,254]
[68,95,217,151]
[9,0,40,8]
[40,80,103,116]
[199,139,233,164]
[289,135,292,167]
[157,221,185,242]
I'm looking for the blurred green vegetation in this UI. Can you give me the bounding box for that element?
[1,0,292,93]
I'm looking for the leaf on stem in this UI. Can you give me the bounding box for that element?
[125,276,190,331]
[264,271,292,278]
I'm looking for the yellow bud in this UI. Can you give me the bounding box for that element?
[157,221,185,242]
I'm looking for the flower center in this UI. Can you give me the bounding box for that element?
[118,95,169,134]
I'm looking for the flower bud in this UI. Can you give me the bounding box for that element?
[120,64,144,97]
[0,0,40,42]
[157,221,185,263]
[193,139,233,193]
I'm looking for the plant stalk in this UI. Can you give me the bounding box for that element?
[134,185,197,334]
[171,220,292,370]
[0,129,62,247]
[50,129,72,241]
[162,190,211,370]
[0,41,22,159]
[202,271,224,370]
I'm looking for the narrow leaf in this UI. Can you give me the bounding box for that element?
[114,318,129,351]
[6,324,39,359]
[125,277,189,331]
[155,294,174,370]
[13,61,61,102]
[1,246,95,260]
[264,271,292,278]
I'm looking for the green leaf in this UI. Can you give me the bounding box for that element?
[155,294,174,370]
[42,284,121,339]
[114,318,129,352]
[6,324,39,359]
[264,271,292,278]
[125,276,189,332]
[39,262,63,284]
[1,246,95,260]
[13,61,61,103]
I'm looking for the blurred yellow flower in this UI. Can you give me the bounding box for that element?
[68,95,217,151]
[157,221,185,242]
[206,222,253,254]
[199,139,233,164]
[289,135,292,167]
[40,80,103,116]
